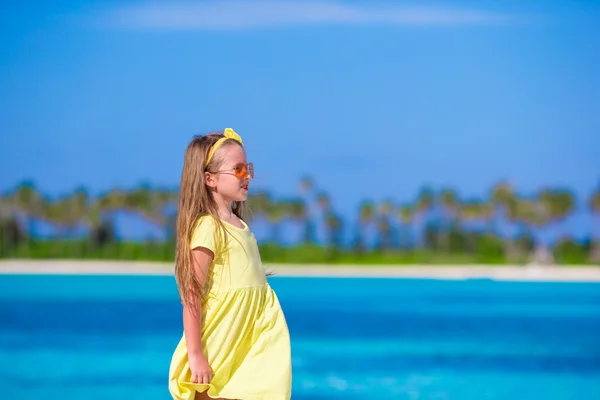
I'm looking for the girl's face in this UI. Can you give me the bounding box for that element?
[208,143,253,203]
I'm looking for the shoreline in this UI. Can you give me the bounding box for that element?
[1,260,600,282]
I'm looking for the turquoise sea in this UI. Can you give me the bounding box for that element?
[0,274,599,399]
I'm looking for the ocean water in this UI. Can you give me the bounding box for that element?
[0,273,599,400]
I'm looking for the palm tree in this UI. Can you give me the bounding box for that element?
[265,199,286,245]
[298,176,316,244]
[12,181,44,247]
[316,192,329,211]
[440,188,460,217]
[356,201,374,253]
[0,217,24,257]
[152,187,178,226]
[92,188,129,257]
[415,187,435,215]
[286,198,307,245]
[124,184,165,224]
[397,204,412,224]
[154,188,178,207]
[30,189,87,256]
[589,184,600,263]
[414,187,435,248]
[80,191,114,250]
[45,196,77,236]
[376,201,394,252]
[490,181,516,226]
[590,185,600,214]
[516,198,546,231]
[514,197,549,263]
[299,176,314,194]
[439,188,460,252]
[246,192,269,221]
[97,188,126,212]
[317,192,343,255]
[538,188,575,241]
[396,203,413,250]
[460,198,491,222]
[89,217,116,249]
[246,192,270,223]
[58,187,89,232]
[325,211,343,260]
[42,197,61,226]
[490,181,518,259]
[459,198,489,254]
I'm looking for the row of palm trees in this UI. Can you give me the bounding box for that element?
[1,178,599,261]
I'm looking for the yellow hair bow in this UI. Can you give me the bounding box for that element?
[206,128,244,165]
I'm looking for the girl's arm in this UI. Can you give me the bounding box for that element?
[183,247,214,360]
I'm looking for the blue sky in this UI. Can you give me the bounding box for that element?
[1,0,599,223]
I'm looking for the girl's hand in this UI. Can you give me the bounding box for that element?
[188,353,212,384]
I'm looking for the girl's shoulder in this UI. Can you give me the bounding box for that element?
[190,214,223,254]
[195,214,218,229]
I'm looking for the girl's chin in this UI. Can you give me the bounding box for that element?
[232,192,248,202]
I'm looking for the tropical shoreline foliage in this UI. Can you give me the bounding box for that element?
[1,178,599,265]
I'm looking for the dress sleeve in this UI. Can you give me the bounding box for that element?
[190,216,218,254]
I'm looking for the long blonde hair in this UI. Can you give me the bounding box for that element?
[175,132,246,306]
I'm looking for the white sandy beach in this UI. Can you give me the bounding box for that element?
[1,259,600,282]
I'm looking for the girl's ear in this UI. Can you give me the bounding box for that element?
[204,171,217,188]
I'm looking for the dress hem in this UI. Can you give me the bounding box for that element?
[176,381,290,400]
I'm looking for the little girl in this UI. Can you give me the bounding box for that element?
[168,128,292,400]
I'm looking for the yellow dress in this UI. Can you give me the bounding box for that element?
[169,216,292,400]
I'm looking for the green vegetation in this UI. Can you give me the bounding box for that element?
[1,178,599,265]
